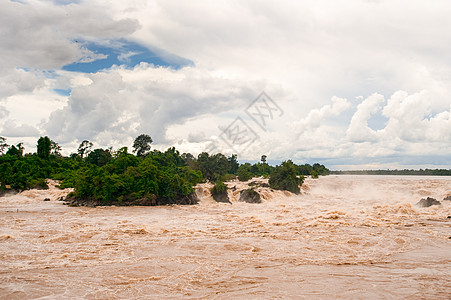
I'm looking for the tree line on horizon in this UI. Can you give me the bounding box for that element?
[0,135,330,205]
[331,169,451,176]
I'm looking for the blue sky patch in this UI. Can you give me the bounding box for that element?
[51,0,82,5]
[367,112,389,131]
[53,88,72,96]
[62,39,193,73]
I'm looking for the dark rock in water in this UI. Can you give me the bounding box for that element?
[443,195,451,201]
[0,189,18,197]
[211,190,230,203]
[129,193,199,206]
[239,189,262,204]
[248,181,270,188]
[162,193,199,206]
[134,194,158,206]
[43,198,50,201]
[416,197,441,207]
[210,182,230,204]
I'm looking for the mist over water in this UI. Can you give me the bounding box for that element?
[0,176,450,299]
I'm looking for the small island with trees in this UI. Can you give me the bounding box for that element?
[0,135,330,206]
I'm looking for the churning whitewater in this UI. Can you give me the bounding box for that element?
[0,175,450,299]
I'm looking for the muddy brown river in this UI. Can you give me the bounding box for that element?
[1,175,450,299]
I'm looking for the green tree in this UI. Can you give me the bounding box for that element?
[6,145,20,156]
[312,163,330,175]
[269,160,303,194]
[211,153,230,179]
[86,148,112,167]
[261,155,267,164]
[50,140,62,156]
[237,163,253,181]
[16,143,24,156]
[254,162,273,177]
[196,152,229,181]
[70,153,81,160]
[37,136,51,160]
[133,134,153,157]
[181,152,195,162]
[78,140,93,158]
[297,164,313,176]
[211,181,228,194]
[0,137,8,155]
[181,152,196,169]
[228,154,239,174]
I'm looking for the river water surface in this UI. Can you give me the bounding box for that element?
[0,175,450,299]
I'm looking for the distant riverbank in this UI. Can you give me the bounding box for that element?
[331,169,451,176]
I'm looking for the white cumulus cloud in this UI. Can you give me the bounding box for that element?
[346,93,385,143]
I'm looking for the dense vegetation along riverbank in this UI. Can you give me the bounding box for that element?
[0,135,329,206]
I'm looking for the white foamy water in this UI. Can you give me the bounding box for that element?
[0,176,450,299]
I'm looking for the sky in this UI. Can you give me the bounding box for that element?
[1,0,451,170]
